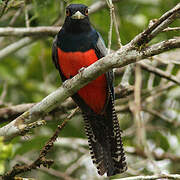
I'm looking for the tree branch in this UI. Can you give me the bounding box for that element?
[0,37,35,60]
[139,61,180,85]
[163,26,180,32]
[119,174,180,180]
[0,103,35,123]
[0,26,60,37]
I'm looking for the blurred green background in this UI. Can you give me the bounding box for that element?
[0,0,180,179]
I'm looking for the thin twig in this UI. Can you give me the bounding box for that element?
[118,174,180,180]
[65,154,88,175]
[24,1,30,28]
[120,64,135,87]
[163,26,180,32]
[142,107,173,124]
[133,64,143,146]
[146,60,158,90]
[17,156,77,180]
[0,81,7,105]
[160,63,174,85]
[106,0,113,54]
[112,5,122,48]
[9,7,23,26]
[106,0,122,50]
[19,120,46,136]
[139,61,180,85]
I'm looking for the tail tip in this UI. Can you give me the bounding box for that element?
[107,163,128,177]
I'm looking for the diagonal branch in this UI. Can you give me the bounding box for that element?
[0,37,35,60]
[139,61,180,85]
[131,3,180,46]
[0,3,180,142]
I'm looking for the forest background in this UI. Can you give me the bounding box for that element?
[0,0,180,179]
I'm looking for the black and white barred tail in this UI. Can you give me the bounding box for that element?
[83,92,127,176]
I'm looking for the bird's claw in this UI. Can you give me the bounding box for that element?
[78,67,86,73]
[62,79,72,89]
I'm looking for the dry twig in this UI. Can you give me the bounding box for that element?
[139,61,180,85]
[163,27,180,32]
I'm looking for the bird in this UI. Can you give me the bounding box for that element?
[52,4,127,176]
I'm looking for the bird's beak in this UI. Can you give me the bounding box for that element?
[71,11,85,19]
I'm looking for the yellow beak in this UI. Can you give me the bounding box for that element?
[71,11,85,19]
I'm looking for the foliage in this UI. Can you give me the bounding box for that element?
[0,0,180,179]
[0,137,12,175]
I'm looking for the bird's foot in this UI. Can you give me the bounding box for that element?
[78,67,86,73]
[78,67,86,77]
[62,79,72,89]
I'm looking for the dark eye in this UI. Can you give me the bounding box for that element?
[85,8,88,16]
[66,9,70,16]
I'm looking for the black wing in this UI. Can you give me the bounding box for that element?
[52,35,58,70]
[93,31,114,100]
[52,35,67,82]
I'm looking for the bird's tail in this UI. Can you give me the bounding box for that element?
[83,95,127,176]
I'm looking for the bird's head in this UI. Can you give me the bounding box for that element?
[65,4,89,20]
[63,4,91,33]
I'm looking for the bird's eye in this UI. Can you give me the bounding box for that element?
[66,9,70,16]
[85,8,88,16]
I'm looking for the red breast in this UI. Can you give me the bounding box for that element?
[57,48,107,114]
